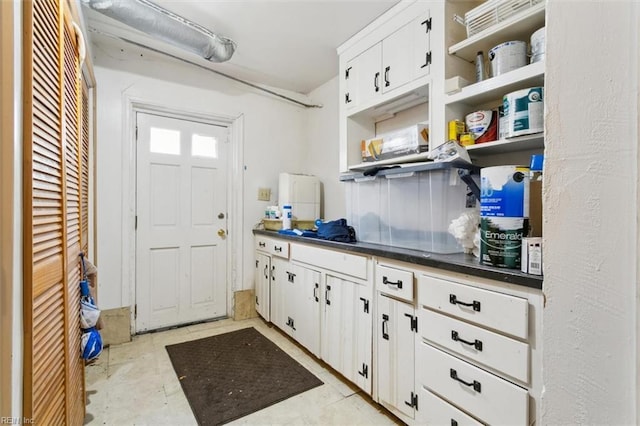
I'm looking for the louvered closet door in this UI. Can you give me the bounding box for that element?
[63,12,86,426]
[23,0,87,424]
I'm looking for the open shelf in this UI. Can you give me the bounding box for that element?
[449,2,546,62]
[445,60,544,106]
[465,133,544,156]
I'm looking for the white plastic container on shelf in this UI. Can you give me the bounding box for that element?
[343,164,476,254]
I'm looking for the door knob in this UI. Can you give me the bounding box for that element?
[217,229,226,237]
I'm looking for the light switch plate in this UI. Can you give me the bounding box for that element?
[258,187,271,201]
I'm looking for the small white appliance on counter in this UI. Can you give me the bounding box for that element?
[278,173,321,220]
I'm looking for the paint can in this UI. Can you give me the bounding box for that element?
[503,87,544,138]
[480,217,528,268]
[465,110,498,144]
[480,165,530,269]
[480,165,530,218]
[488,41,527,77]
[530,27,545,64]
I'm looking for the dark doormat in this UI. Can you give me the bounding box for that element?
[165,327,323,425]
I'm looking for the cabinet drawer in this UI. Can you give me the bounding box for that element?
[291,244,367,280]
[417,342,528,426]
[270,240,289,259]
[376,264,414,302]
[419,308,529,383]
[418,274,529,339]
[418,388,483,426]
[255,236,270,252]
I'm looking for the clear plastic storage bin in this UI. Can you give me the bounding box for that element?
[343,164,477,254]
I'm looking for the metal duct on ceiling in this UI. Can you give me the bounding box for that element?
[82,0,236,62]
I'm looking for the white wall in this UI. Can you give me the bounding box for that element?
[305,76,346,220]
[543,1,638,424]
[94,47,310,310]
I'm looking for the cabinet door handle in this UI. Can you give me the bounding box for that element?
[382,314,389,340]
[451,330,483,351]
[313,283,319,302]
[255,296,259,306]
[263,265,269,279]
[271,265,275,281]
[325,285,331,305]
[382,276,403,289]
[449,294,481,312]
[451,420,458,426]
[374,72,380,92]
[384,66,390,87]
[450,368,481,393]
[287,271,296,283]
[345,93,352,104]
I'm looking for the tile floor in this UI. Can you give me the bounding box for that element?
[84,317,402,425]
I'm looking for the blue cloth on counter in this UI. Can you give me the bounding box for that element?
[316,218,357,243]
[278,229,319,238]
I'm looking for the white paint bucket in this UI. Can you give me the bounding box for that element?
[503,87,544,138]
[480,165,530,218]
[488,41,527,77]
[530,27,545,63]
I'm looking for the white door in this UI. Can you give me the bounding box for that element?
[136,112,228,332]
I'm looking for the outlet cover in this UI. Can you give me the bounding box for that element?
[258,187,271,201]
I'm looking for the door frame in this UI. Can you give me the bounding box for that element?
[122,97,244,333]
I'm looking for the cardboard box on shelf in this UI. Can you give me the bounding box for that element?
[361,124,429,162]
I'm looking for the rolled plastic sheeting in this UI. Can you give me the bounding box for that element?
[83,0,236,62]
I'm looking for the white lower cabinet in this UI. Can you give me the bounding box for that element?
[254,252,271,321]
[416,342,528,425]
[283,263,321,357]
[270,257,289,332]
[322,274,372,393]
[255,236,541,425]
[377,293,416,419]
[418,388,483,426]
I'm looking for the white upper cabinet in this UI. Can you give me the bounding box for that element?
[381,22,414,94]
[337,1,436,171]
[413,12,432,79]
[354,43,382,107]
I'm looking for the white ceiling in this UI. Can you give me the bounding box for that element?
[83,0,399,94]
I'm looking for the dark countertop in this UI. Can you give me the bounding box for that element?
[253,229,543,290]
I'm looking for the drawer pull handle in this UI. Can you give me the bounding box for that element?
[382,276,403,289]
[451,420,458,426]
[258,242,266,247]
[450,368,481,393]
[274,246,283,252]
[451,330,483,351]
[382,314,389,340]
[449,294,481,312]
